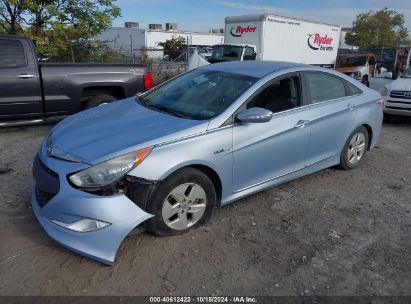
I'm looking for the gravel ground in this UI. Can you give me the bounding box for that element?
[0,117,410,296]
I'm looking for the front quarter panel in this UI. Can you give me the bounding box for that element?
[128,126,233,202]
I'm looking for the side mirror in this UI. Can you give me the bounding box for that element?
[385,72,393,79]
[236,107,273,123]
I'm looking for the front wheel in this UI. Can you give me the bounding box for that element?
[146,168,216,236]
[339,126,369,170]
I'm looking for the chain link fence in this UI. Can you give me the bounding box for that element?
[51,44,190,85]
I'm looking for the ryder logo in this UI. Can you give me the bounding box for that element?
[230,25,257,37]
[307,33,334,51]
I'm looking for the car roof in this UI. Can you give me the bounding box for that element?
[200,61,307,78]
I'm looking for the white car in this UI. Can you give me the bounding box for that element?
[380,67,411,120]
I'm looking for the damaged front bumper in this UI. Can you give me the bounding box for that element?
[31,153,153,265]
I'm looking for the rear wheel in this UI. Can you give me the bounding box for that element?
[85,94,117,109]
[339,126,369,170]
[146,168,216,236]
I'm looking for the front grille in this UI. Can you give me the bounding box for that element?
[35,187,56,208]
[385,106,411,111]
[33,155,60,208]
[387,100,411,105]
[390,90,411,99]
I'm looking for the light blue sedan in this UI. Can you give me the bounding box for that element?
[32,61,384,265]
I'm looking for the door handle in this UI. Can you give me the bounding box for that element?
[294,120,310,129]
[17,74,35,79]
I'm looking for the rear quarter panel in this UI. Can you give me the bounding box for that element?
[354,88,383,148]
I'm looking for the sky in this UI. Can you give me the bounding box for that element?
[113,0,411,33]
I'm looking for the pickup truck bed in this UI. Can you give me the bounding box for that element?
[0,35,151,122]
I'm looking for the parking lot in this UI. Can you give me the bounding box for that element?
[0,113,409,296]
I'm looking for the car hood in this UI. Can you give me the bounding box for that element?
[48,98,209,164]
[387,78,411,91]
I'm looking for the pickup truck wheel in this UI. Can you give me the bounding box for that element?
[85,94,117,109]
[146,168,216,236]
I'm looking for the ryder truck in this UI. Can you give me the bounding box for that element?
[209,14,341,67]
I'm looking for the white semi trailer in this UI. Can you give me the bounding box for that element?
[209,14,341,67]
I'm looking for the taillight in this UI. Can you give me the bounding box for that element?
[376,99,385,109]
[143,73,153,90]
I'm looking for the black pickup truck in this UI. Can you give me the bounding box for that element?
[0,35,152,124]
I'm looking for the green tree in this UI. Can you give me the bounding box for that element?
[345,8,409,48]
[158,35,187,50]
[158,35,187,60]
[0,0,121,61]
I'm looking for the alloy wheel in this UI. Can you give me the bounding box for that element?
[347,132,366,165]
[161,183,207,230]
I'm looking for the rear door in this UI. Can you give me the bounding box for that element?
[302,72,359,165]
[0,38,42,120]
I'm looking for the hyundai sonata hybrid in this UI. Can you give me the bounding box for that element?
[32,61,384,265]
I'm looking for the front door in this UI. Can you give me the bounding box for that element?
[232,74,310,192]
[0,38,42,120]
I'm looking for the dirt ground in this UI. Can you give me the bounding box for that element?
[0,117,410,296]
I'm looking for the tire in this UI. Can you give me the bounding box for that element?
[146,168,216,236]
[339,126,369,170]
[85,94,117,109]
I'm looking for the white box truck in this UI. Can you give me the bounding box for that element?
[209,14,341,67]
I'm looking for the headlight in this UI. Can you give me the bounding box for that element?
[380,86,389,96]
[69,147,153,188]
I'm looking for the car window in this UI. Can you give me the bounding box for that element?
[305,72,346,104]
[247,76,301,113]
[243,47,255,60]
[344,80,363,95]
[0,40,26,68]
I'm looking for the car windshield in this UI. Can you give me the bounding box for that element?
[401,66,411,78]
[209,46,243,63]
[138,69,257,120]
[338,56,367,67]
